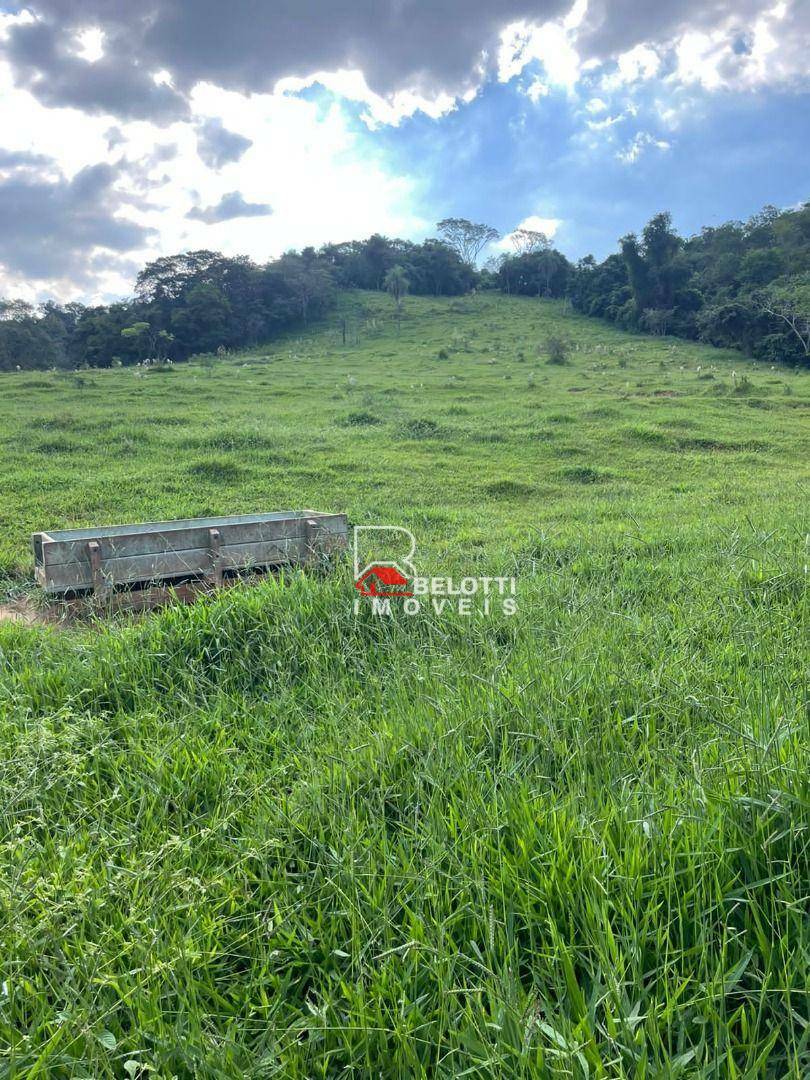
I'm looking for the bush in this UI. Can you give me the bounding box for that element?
[732,373,753,394]
[400,417,441,439]
[342,411,381,426]
[544,335,570,365]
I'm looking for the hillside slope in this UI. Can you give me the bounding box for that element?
[1,291,808,578]
[0,293,808,1076]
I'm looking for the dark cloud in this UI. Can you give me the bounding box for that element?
[148,143,179,165]
[136,1,565,99]
[186,191,272,224]
[105,126,126,150]
[0,158,154,280]
[3,16,188,122]
[196,118,253,169]
[2,2,568,121]
[0,148,53,170]
[2,2,804,125]
[575,0,764,57]
[111,144,178,204]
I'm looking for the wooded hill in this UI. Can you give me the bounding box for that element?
[1,202,808,371]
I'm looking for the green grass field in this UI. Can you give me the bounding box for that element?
[0,292,808,1076]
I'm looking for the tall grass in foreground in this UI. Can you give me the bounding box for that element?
[0,528,807,1077]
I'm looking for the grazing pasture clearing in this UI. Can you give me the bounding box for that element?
[0,293,808,1076]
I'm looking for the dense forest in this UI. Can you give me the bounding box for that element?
[1,204,807,371]
[566,204,810,366]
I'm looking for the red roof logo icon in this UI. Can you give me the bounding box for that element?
[354,563,413,597]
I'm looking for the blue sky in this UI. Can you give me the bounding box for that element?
[0,1,807,300]
[364,72,810,261]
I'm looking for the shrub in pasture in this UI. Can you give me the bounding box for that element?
[732,373,752,394]
[400,417,441,439]
[544,334,570,365]
[342,411,382,426]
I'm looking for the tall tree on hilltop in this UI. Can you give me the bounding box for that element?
[437,218,500,267]
[510,228,549,255]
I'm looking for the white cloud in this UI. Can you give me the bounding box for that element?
[0,66,429,301]
[501,0,806,104]
[670,2,796,91]
[0,59,113,179]
[587,113,623,131]
[601,44,661,90]
[0,0,807,301]
[672,31,728,91]
[274,69,460,129]
[520,214,562,237]
[0,9,34,36]
[563,0,589,33]
[525,77,550,101]
[499,18,583,91]
[616,131,671,164]
[495,214,563,251]
[74,27,105,64]
[180,81,427,252]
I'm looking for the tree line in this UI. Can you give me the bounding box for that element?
[565,204,810,365]
[1,205,808,371]
[484,203,810,365]
[0,230,474,371]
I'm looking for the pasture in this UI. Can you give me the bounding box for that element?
[0,292,808,1076]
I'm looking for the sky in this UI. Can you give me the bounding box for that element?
[0,0,807,303]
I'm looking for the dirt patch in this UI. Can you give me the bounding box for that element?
[0,598,47,626]
[0,573,275,630]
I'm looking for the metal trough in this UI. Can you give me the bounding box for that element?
[32,510,348,596]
